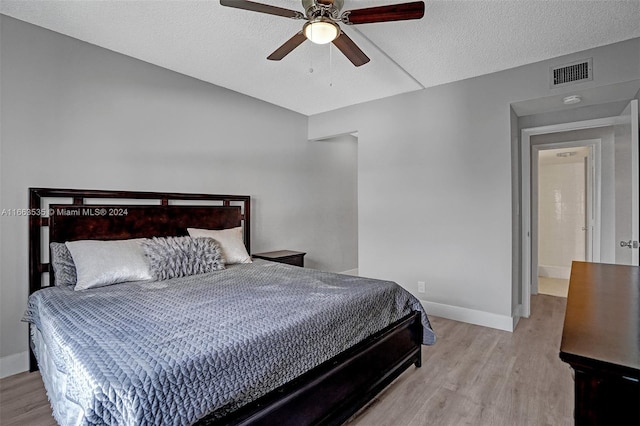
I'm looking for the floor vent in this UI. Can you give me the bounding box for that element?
[550,58,592,87]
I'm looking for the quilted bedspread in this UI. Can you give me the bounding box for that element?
[24,260,435,425]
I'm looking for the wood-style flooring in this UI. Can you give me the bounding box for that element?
[348,294,573,425]
[0,295,573,426]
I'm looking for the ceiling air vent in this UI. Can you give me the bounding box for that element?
[550,58,592,88]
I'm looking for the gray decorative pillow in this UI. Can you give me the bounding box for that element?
[50,242,77,287]
[141,236,225,281]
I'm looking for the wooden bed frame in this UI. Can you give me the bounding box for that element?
[28,187,423,425]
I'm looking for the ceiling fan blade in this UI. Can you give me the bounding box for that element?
[267,32,307,61]
[220,0,304,19]
[341,1,425,25]
[332,32,370,67]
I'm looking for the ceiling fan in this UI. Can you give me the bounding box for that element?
[219,0,425,67]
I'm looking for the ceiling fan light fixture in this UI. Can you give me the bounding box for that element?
[304,19,339,44]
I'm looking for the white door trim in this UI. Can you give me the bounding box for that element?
[626,100,639,265]
[520,117,613,318]
[633,100,639,265]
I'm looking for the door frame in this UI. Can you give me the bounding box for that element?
[615,100,640,265]
[531,139,600,295]
[520,116,614,318]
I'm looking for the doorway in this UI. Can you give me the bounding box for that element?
[534,143,596,298]
[519,99,639,317]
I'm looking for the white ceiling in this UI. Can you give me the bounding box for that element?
[1,0,639,116]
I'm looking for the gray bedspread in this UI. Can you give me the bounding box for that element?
[24,260,435,425]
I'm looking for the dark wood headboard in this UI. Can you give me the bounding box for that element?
[28,188,251,295]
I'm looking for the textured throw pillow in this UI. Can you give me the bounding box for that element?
[187,227,252,264]
[141,236,225,281]
[49,242,77,287]
[66,239,153,291]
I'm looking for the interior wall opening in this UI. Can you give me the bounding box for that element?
[518,98,638,318]
[533,143,596,298]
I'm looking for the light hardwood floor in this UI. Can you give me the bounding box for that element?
[0,295,572,426]
[348,294,573,425]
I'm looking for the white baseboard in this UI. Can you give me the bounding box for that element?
[0,351,29,379]
[421,300,515,332]
[538,264,571,280]
[340,268,359,276]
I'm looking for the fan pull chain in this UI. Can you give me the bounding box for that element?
[329,43,333,87]
[309,28,314,74]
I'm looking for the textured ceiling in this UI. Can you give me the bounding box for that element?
[1,0,639,116]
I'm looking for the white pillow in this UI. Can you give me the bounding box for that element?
[187,227,252,264]
[66,239,153,290]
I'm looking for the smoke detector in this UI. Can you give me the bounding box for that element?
[562,95,582,105]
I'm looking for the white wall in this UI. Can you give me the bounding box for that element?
[309,38,640,330]
[0,16,358,377]
[538,157,586,278]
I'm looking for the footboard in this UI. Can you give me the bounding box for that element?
[199,311,423,426]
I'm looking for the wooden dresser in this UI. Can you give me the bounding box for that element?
[560,261,639,425]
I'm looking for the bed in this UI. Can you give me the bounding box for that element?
[25,187,436,425]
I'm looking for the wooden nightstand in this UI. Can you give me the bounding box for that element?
[252,250,306,267]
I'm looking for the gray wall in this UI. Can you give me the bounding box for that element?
[309,37,640,330]
[0,16,358,375]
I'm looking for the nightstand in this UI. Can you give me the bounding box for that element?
[252,250,306,267]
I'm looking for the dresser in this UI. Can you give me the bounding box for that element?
[559,261,639,425]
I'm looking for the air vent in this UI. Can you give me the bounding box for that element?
[550,58,593,88]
